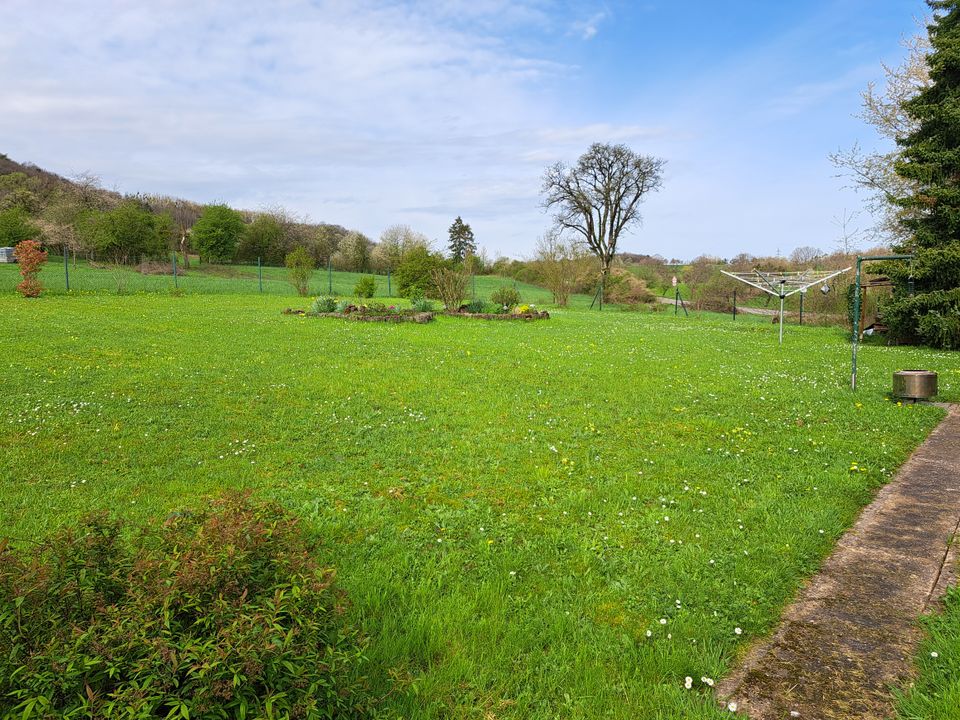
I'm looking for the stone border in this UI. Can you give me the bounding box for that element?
[283,309,434,324]
[446,310,550,321]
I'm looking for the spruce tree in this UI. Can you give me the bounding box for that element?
[888,0,960,348]
[447,216,476,263]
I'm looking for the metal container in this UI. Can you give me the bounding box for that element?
[893,370,938,400]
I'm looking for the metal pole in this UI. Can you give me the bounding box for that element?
[599,276,603,311]
[851,257,863,390]
[733,288,736,320]
[328,258,332,293]
[172,251,178,289]
[799,292,804,325]
[387,269,391,296]
[472,274,476,300]
[64,249,70,291]
[675,288,679,315]
[258,256,263,292]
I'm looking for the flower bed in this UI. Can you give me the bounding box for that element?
[284,304,434,323]
[447,309,550,320]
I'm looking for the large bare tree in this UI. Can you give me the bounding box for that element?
[541,143,664,283]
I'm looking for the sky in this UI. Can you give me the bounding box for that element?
[0,0,929,260]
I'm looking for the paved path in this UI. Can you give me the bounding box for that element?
[717,405,960,720]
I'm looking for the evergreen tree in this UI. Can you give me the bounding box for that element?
[888,0,960,348]
[447,216,476,263]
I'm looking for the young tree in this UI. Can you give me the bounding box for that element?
[191,204,245,263]
[542,143,665,285]
[372,224,430,272]
[447,216,476,262]
[533,231,590,306]
[14,239,47,297]
[884,1,960,348]
[285,246,314,296]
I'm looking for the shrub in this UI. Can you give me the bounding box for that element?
[394,246,443,298]
[285,245,315,296]
[13,239,47,298]
[430,266,469,310]
[411,297,435,312]
[463,299,489,313]
[311,295,338,313]
[337,299,353,313]
[354,275,376,298]
[604,269,656,306]
[0,493,370,718]
[491,285,521,310]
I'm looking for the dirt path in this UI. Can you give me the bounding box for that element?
[717,404,960,719]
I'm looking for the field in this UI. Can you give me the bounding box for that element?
[0,257,589,307]
[3,291,959,718]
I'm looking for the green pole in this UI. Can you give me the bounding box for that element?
[799,291,804,325]
[851,257,862,390]
[258,257,263,293]
[328,259,332,293]
[387,269,391,296]
[172,252,178,289]
[472,274,476,300]
[64,249,70,292]
[733,288,736,320]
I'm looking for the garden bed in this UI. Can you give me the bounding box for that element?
[447,309,550,320]
[283,307,434,323]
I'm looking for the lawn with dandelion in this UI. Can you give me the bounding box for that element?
[2,293,958,719]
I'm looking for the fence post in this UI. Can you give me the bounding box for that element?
[172,252,178,289]
[258,257,263,293]
[387,269,391,296]
[733,288,736,320]
[799,291,804,325]
[328,259,333,293]
[64,249,70,292]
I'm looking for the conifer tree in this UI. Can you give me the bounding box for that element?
[888,0,960,348]
[447,216,476,263]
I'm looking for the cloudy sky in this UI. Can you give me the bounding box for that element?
[0,0,925,260]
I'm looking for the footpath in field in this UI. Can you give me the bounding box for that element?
[718,405,960,719]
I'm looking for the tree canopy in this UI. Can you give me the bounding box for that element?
[542,143,664,279]
[447,216,476,263]
[191,204,245,262]
[886,0,960,348]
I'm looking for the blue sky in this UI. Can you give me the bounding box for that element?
[0,0,926,260]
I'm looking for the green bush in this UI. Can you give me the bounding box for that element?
[394,246,444,298]
[491,285,521,310]
[311,295,337,313]
[0,493,370,718]
[354,275,376,298]
[463,299,489,313]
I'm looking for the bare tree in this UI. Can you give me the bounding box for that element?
[829,28,930,243]
[533,230,591,306]
[832,209,862,255]
[542,143,665,283]
[789,246,823,266]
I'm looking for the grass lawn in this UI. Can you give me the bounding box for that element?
[2,292,959,718]
[0,257,589,307]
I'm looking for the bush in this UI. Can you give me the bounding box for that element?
[463,299,489,313]
[411,297,434,312]
[354,275,376,298]
[394,246,444,298]
[13,239,46,298]
[0,493,370,718]
[430,266,468,310]
[285,245,315,296]
[491,285,521,310]
[311,295,337,313]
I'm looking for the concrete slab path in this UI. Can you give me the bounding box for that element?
[717,404,960,720]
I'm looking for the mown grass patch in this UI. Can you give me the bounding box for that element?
[2,293,958,718]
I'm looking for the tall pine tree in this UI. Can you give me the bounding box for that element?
[888,0,960,348]
[447,216,476,263]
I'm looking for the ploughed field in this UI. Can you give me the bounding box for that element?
[2,293,958,719]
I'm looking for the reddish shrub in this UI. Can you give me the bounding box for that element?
[14,239,47,298]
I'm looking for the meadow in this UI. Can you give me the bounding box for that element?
[2,288,959,718]
[0,257,588,307]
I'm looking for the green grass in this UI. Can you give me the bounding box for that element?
[896,585,960,719]
[0,257,591,307]
[2,292,959,718]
